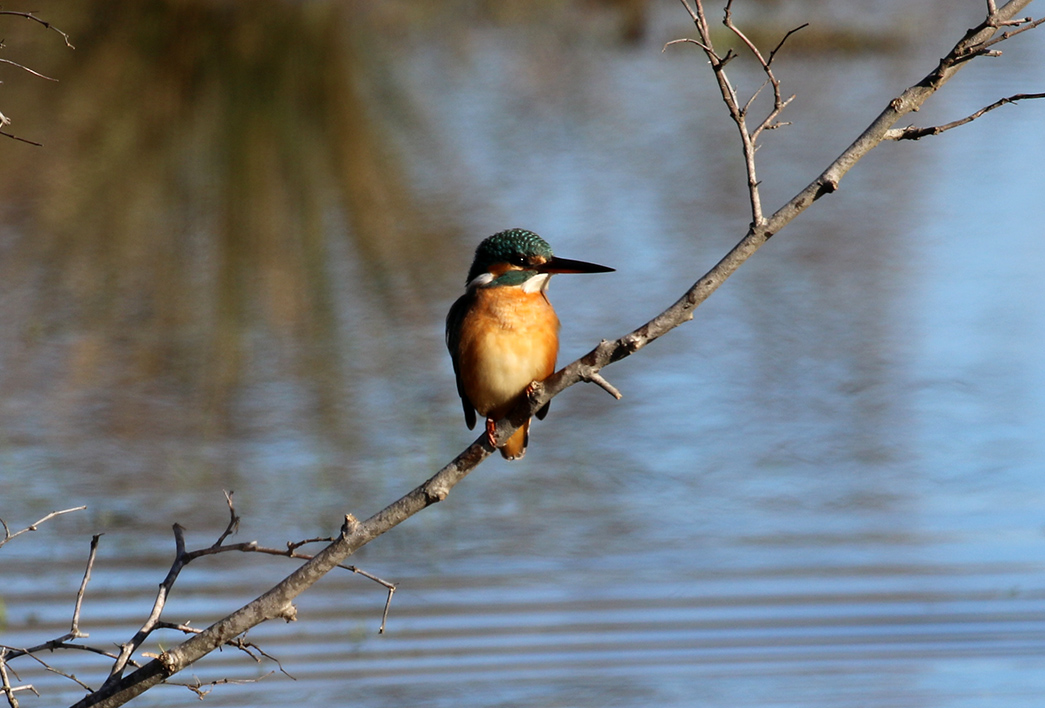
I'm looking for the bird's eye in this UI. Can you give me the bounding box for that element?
[509,254,528,267]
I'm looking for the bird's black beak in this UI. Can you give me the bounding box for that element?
[538,256,615,275]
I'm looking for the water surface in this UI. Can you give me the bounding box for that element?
[1,1,1044,706]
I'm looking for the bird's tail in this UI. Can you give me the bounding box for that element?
[500,419,530,460]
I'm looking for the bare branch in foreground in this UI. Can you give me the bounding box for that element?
[83,498,392,697]
[65,2,1044,706]
[1,502,390,702]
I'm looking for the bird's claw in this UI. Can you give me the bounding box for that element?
[485,417,497,448]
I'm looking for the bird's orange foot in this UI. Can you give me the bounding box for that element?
[485,417,497,448]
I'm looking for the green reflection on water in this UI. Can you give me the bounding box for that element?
[1,1,450,448]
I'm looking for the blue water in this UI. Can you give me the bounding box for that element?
[1,2,1044,706]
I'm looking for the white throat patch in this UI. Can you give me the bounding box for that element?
[521,273,550,293]
[466,272,495,290]
[467,271,550,293]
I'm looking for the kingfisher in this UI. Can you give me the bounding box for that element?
[446,229,614,460]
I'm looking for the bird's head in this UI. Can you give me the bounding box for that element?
[465,228,614,292]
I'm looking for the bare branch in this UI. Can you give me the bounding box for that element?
[17,652,94,692]
[172,673,275,700]
[723,2,769,68]
[1,640,122,664]
[70,535,102,639]
[378,584,396,634]
[885,92,1045,140]
[1,648,29,708]
[676,0,699,23]
[585,370,623,400]
[673,0,769,224]
[977,15,1045,49]
[151,623,294,679]
[212,490,240,547]
[662,36,716,56]
[0,57,58,81]
[0,507,87,549]
[672,0,805,226]
[0,130,43,147]
[1,538,111,689]
[58,501,392,696]
[0,9,74,146]
[0,649,45,708]
[104,526,191,685]
[767,23,809,67]
[0,10,74,48]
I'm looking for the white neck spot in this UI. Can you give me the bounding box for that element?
[466,272,495,290]
[521,273,550,294]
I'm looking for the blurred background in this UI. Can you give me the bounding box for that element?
[1,0,1044,706]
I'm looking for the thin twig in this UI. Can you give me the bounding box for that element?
[0,648,40,708]
[0,131,42,147]
[676,0,764,223]
[976,15,1045,50]
[173,672,275,700]
[0,10,75,48]
[586,372,623,400]
[104,525,191,684]
[151,623,294,679]
[0,649,20,708]
[287,536,336,552]
[0,507,87,549]
[378,585,396,634]
[70,535,102,639]
[0,57,58,81]
[885,92,1045,140]
[22,652,94,692]
[674,0,803,227]
[767,23,809,67]
[1,640,123,663]
[211,490,240,547]
[0,9,74,148]
[97,498,392,689]
[662,36,716,56]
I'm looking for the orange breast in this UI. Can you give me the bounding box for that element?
[457,287,560,419]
